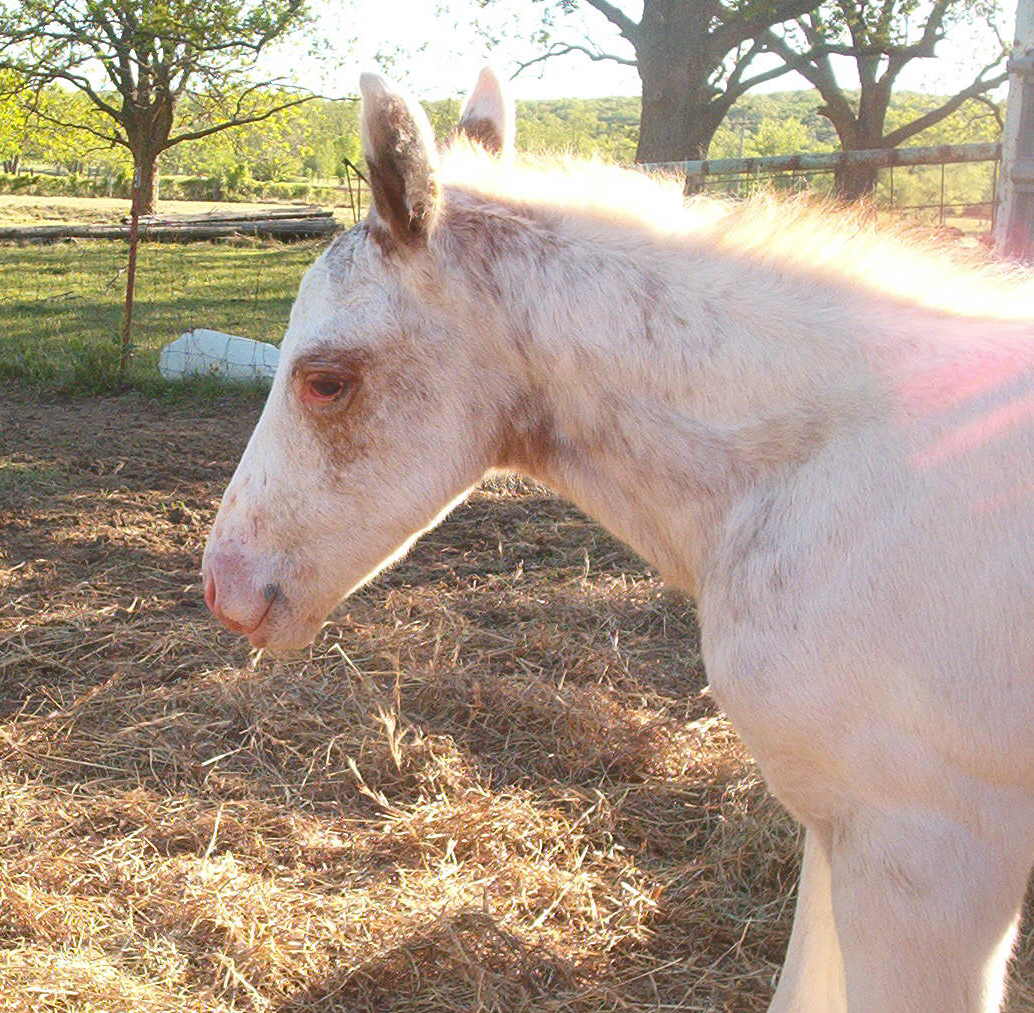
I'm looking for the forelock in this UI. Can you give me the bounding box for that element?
[323,221,371,280]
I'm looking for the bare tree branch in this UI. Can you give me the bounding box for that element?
[762,24,857,140]
[713,0,829,52]
[726,59,809,101]
[580,0,640,43]
[163,92,319,148]
[883,65,1008,146]
[970,92,1005,132]
[24,90,128,148]
[512,40,636,77]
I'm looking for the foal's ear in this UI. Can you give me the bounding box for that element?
[360,72,440,248]
[457,66,514,157]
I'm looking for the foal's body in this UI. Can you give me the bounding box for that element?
[468,189,1034,1010]
[204,70,1034,1010]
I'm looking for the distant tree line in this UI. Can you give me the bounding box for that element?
[0,84,1001,184]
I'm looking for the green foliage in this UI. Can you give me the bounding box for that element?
[1,0,313,98]
[712,89,999,159]
[162,96,362,183]
[513,97,639,161]
[2,87,1003,212]
[805,0,1001,53]
[0,170,350,204]
[12,89,645,192]
[0,172,128,197]
[0,71,30,169]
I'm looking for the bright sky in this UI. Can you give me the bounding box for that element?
[265,0,1014,103]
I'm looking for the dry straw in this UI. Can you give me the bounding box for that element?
[2,390,1033,1011]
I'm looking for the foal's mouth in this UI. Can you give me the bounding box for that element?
[239,583,281,646]
[245,597,332,654]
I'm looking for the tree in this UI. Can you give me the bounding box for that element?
[762,0,1008,198]
[0,71,30,173]
[24,88,127,176]
[512,0,831,162]
[0,0,315,214]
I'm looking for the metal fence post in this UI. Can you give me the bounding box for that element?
[995,0,1034,259]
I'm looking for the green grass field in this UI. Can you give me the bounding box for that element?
[0,238,322,393]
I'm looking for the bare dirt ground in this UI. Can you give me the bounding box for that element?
[2,390,1033,1012]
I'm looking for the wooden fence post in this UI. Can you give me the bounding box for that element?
[117,166,142,387]
[995,0,1034,259]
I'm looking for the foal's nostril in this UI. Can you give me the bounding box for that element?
[201,552,277,636]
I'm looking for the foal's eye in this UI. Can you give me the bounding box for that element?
[303,374,352,404]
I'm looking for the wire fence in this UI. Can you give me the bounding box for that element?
[689,161,1000,229]
[0,232,326,391]
[645,142,1002,235]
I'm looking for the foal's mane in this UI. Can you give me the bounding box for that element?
[440,144,1034,322]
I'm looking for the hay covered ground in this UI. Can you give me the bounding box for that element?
[3,388,1034,1012]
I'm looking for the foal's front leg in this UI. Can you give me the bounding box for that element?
[829,808,1027,1013]
[769,828,846,1013]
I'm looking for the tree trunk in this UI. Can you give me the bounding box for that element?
[131,154,160,216]
[130,144,162,216]
[636,84,724,163]
[634,0,722,163]
[2,155,19,174]
[833,156,880,201]
[821,102,886,201]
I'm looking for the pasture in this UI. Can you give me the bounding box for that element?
[3,230,1034,1011]
[0,238,318,393]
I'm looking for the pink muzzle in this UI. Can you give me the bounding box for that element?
[202,546,280,637]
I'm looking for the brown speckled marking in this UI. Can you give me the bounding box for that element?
[290,345,377,468]
[494,393,561,478]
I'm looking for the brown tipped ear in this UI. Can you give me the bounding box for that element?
[456,66,515,157]
[360,72,440,248]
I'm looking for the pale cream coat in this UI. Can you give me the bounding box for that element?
[204,68,1034,1012]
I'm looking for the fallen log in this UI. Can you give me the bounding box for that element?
[125,205,332,226]
[0,215,339,243]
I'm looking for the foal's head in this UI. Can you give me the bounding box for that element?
[202,69,531,650]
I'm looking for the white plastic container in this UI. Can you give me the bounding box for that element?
[158,329,280,383]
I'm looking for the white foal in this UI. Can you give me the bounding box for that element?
[203,67,1034,1011]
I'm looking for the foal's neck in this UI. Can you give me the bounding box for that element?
[485,216,875,595]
